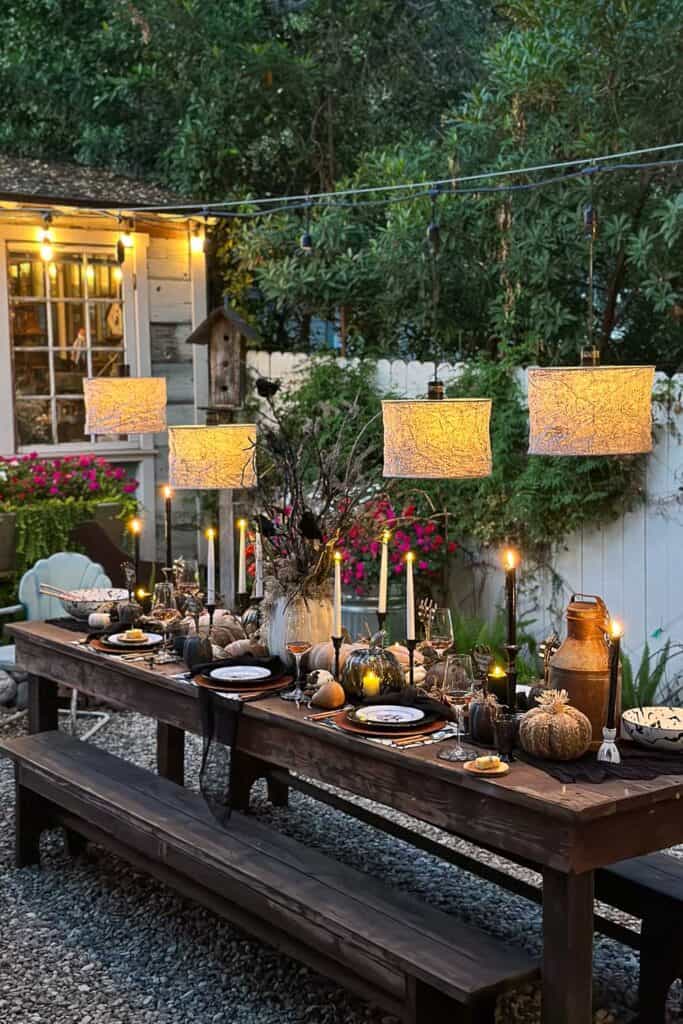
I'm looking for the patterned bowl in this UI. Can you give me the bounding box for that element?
[60,588,129,620]
[621,706,683,752]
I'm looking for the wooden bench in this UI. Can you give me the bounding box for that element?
[0,732,538,1024]
[596,855,683,1024]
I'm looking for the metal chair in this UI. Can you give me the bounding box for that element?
[0,552,111,738]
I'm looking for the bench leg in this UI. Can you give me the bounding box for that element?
[64,827,88,859]
[267,768,290,807]
[157,722,185,785]
[639,916,678,1024]
[15,772,53,867]
[409,979,496,1024]
[28,674,58,734]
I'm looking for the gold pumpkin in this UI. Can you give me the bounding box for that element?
[519,689,592,761]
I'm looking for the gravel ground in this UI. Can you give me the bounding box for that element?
[0,706,681,1024]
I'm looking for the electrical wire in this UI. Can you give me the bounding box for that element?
[123,140,683,214]
[200,157,683,220]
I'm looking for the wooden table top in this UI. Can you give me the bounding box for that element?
[11,620,683,832]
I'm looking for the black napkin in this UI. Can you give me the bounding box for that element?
[517,742,683,784]
[357,686,455,722]
[195,653,286,827]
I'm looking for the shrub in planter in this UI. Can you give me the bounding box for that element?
[0,453,139,576]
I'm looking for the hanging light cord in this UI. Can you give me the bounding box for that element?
[119,141,683,214]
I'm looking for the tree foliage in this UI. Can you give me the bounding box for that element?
[235,0,683,370]
[0,1,489,197]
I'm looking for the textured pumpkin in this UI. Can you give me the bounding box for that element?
[192,609,246,648]
[519,689,592,761]
[305,640,365,674]
[385,643,424,670]
[341,641,405,698]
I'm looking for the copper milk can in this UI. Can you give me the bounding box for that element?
[549,594,619,750]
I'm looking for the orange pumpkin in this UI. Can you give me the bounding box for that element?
[519,689,592,761]
[305,640,366,674]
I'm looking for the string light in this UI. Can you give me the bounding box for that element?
[39,212,53,262]
[300,200,313,254]
[116,216,134,264]
[190,221,205,253]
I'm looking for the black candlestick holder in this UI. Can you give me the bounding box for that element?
[406,637,417,688]
[332,635,343,682]
[236,592,249,615]
[505,643,519,710]
[376,611,386,636]
[206,603,216,631]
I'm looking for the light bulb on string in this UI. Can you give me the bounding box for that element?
[39,212,53,262]
[300,198,313,254]
[190,220,205,254]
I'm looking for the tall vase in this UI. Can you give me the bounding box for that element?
[264,585,334,661]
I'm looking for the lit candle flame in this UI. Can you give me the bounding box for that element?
[333,549,343,563]
[381,529,391,543]
[489,664,506,678]
[135,588,149,600]
[162,484,172,500]
[405,551,415,563]
[237,518,247,529]
[610,619,623,640]
[503,548,519,570]
[205,527,216,540]
[128,517,142,535]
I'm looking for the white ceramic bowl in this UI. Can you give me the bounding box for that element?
[621,706,683,752]
[60,588,129,620]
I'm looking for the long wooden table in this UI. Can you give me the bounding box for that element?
[9,620,683,1024]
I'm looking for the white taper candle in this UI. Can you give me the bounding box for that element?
[237,518,247,593]
[254,529,264,599]
[378,530,390,615]
[333,550,343,636]
[406,551,416,640]
[206,528,216,605]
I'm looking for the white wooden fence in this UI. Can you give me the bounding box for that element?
[246,351,683,660]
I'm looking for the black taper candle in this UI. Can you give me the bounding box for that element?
[163,485,173,569]
[606,624,621,730]
[504,549,519,709]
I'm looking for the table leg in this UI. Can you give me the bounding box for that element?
[542,867,594,1024]
[157,722,185,785]
[231,752,289,811]
[27,673,58,733]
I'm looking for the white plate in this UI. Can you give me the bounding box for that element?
[356,705,425,725]
[209,665,272,683]
[107,633,163,647]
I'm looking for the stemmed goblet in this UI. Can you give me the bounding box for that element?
[281,600,312,705]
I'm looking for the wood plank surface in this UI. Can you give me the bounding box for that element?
[8,620,683,873]
[2,732,537,1001]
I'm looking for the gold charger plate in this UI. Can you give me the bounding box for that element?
[463,760,510,777]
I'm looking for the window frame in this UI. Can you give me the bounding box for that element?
[0,222,151,456]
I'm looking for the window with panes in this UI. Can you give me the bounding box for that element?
[9,247,126,446]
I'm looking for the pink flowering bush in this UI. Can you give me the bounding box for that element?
[0,453,138,507]
[0,453,139,575]
[336,497,457,597]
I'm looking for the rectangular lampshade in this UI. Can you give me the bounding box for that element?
[528,366,654,456]
[169,424,257,489]
[83,377,167,434]
[382,399,492,479]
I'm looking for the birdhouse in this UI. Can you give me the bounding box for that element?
[186,305,258,423]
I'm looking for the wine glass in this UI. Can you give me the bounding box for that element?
[175,558,200,594]
[281,600,312,705]
[439,654,476,762]
[151,577,179,664]
[430,608,454,655]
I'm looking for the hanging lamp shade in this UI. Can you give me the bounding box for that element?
[527,366,654,456]
[382,398,492,479]
[169,424,257,489]
[83,377,167,434]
